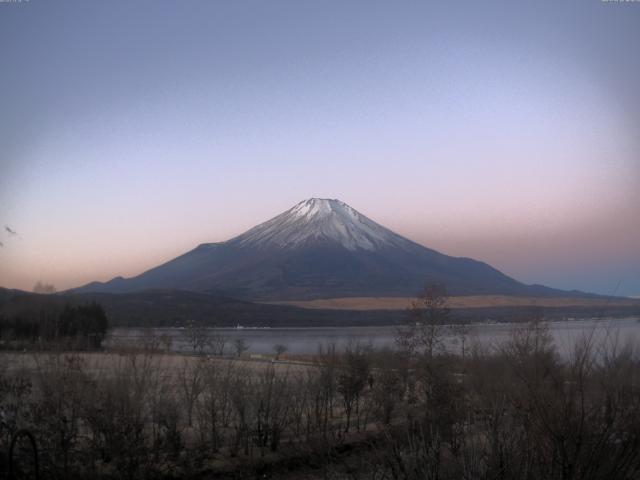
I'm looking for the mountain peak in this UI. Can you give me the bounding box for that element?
[229,198,408,251]
[290,198,354,220]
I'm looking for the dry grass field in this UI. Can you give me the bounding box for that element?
[1,350,308,377]
[266,295,640,311]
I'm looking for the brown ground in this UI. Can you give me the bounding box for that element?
[265,295,640,311]
[0,351,311,376]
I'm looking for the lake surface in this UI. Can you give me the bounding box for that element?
[107,317,640,357]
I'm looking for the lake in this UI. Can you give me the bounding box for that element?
[107,316,640,357]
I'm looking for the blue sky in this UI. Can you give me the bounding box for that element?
[1,0,639,296]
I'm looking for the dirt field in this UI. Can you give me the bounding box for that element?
[266,295,640,311]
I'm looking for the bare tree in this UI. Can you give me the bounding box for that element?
[182,320,210,354]
[397,283,450,359]
[338,341,371,432]
[140,327,161,352]
[158,333,173,353]
[251,366,293,455]
[373,367,403,425]
[314,343,339,439]
[197,359,236,452]
[210,332,227,356]
[273,343,287,360]
[451,323,471,359]
[229,366,252,456]
[177,358,204,427]
[233,338,249,357]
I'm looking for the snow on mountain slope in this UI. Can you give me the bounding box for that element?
[230,198,413,251]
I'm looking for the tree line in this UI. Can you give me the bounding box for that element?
[0,302,108,349]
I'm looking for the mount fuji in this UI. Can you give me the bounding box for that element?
[75,198,571,300]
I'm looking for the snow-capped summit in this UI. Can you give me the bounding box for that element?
[230,198,409,251]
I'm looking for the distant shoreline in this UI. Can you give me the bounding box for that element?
[110,316,640,333]
[265,295,640,311]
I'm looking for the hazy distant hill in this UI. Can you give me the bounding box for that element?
[0,287,401,327]
[1,287,638,328]
[74,198,589,300]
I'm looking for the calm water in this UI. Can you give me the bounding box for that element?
[107,317,640,357]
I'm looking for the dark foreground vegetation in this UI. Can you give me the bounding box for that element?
[2,289,640,479]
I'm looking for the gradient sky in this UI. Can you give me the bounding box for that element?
[1,0,639,296]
